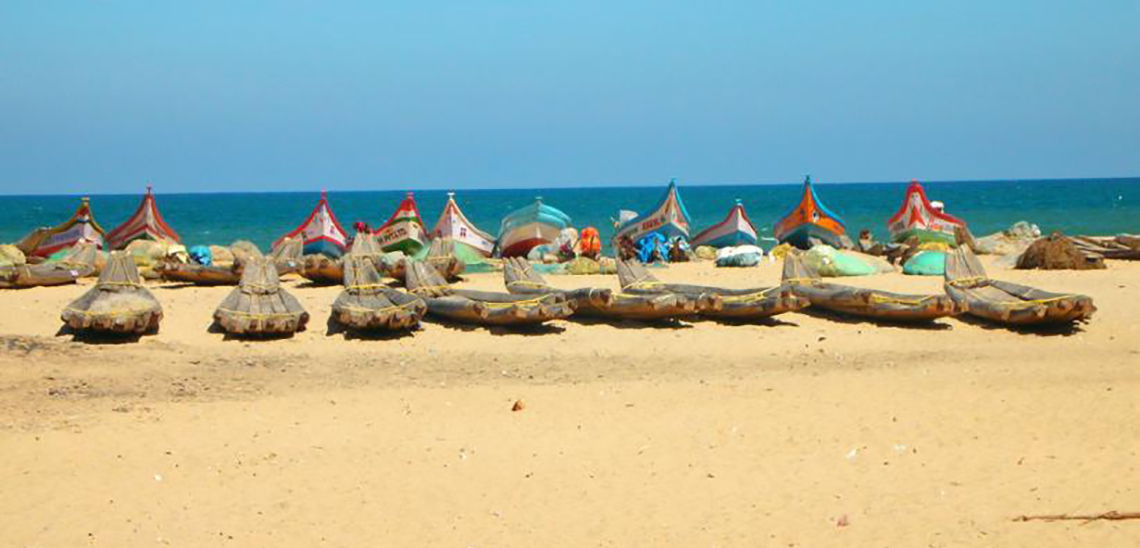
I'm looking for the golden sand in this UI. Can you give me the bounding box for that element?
[1,257,1138,546]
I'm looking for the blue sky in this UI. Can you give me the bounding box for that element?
[1,0,1137,194]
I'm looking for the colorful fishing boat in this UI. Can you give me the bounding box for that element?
[277,190,349,258]
[497,197,572,258]
[690,200,759,248]
[431,192,495,256]
[773,176,846,249]
[375,192,427,255]
[887,180,968,245]
[16,197,106,258]
[613,179,691,244]
[106,187,181,249]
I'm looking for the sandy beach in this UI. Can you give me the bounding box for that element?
[1,257,1138,547]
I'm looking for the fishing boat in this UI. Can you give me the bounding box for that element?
[496,197,572,258]
[405,260,573,326]
[617,258,807,320]
[332,253,427,332]
[887,180,967,245]
[277,191,349,259]
[773,176,847,249]
[375,192,427,255]
[613,179,691,245]
[214,257,310,335]
[432,192,495,256]
[61,251,163,335]
[2,242,99,289]
[503,256,698,322]
[781,252,958,322]
[106,187,181,250]
[944,247,1094,326]
[17,197,106,258]
[690,199,758,248]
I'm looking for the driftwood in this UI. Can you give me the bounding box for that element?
[782,253,959,322]
[1014,511,1140,523]
[331,253,426,331]
[504,257,701,321]
[270,236,303,275]
[618,258,808,320]
[60,251,162,334]
[1016,232,1105,270]
[945,247,1095,325]
[1,242,99,289]
[406,260,572,326]
[214,257,309,335]
[299,254,344,285]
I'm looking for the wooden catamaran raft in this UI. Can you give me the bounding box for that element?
[503,257,701,321]
[405,260,572,326]
[1067,235,1140,260]
[944,247,1095,325]
[2,241,100,289]
[617,258,807,320]
[387,238,468,282]
[61,251,163,334]
[300,253,344,285]
[270,236,304,275]
[214,257,309,335]
[331,253,426,331]
[616,258,724,313]
[781,252,959,322]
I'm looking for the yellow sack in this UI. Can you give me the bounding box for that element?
[918,241,952,252]
[769,243,795,260]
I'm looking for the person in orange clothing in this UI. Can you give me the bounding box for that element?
[578,226,601,259]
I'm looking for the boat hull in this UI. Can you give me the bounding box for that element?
[890,227,956,246]
[302,237,347,259]
[497,201,571,258]
[499,220,563,257]
[778,223,845,250]
[614,181,691,244]
[375,221,426,255]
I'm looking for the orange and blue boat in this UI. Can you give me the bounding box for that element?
[773,176,847,249]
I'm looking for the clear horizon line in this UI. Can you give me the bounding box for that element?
[0,175,1135,198]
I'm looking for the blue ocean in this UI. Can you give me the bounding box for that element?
[1,178,1137,252]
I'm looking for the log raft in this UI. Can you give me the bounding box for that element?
[782,252,959,322]
[60,251,163,334]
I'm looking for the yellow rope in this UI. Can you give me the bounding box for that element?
[613,293,671,302]
[625,278,664,290]
[720,287,778,303]
[337,300,421,314]
[482,296,549,310]
[64,306,158,318]
[947,276,987,288]
[782,277,817,285]
[506,280,550,288]
[409,285,450,295]
[344,283,388,291]
[216,308,302,320]
[868,293,938,306]
[992,295,1078,307]
[98,280,143,288]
